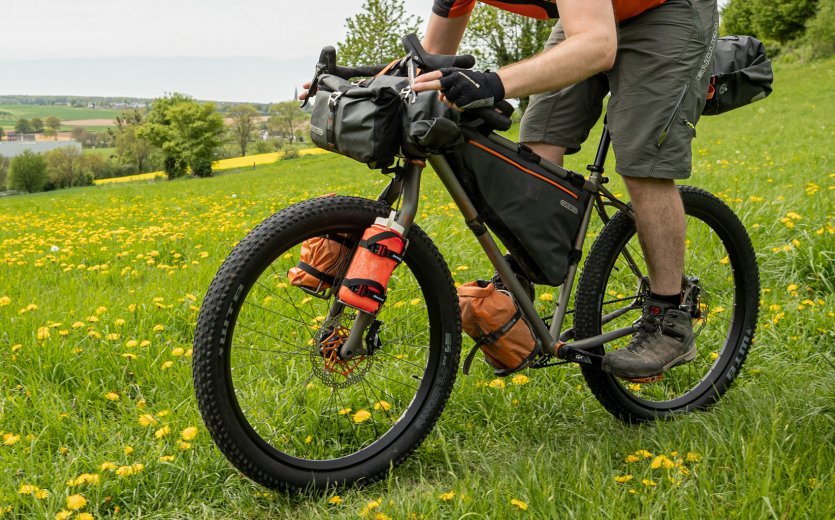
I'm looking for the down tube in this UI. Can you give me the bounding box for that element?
[427,154,558,355]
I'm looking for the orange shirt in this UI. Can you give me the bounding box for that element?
[433,0,668,22]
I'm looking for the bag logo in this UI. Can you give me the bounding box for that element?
[310,125,324,136]
[560,200,578,214]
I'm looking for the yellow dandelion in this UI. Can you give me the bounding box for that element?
[36,327,51,340]
[304,435,312,444]
[627,383,642,392]
[511,374,530,386]
[328,495,343,505]
[171,347,185,357]
[18,484,38,495]
[114,318,126,326]
[685,452,701,462]
[124,445,134,455]
[635,449,653,459]
[177,441,192,451]
[625,454,640,463]
[96,306,107,315]
[181,426,198,440]
[641,479,656,487]
[122,352,137,360]
[153,324,165,332]
[338,408,352,415]
[510,498,528,510]
[489,378,506,389]
[359,499,381,515]
[650,455,675,469]
[56,510,72,520]
[0,296,10,306]
[373,400,391,411]
[66,494,87,510]
[100,462,117,471]
[34,489,49,499]
[138,414,157,427]
[614,475,633,484]
[126,339,138,348]
[140,340,151,347]
[353,409,372,423]
[539,293,554,302]
[439,491,456,502]
[719,255,729,265]
[160,361,174,370]
[155,426,171,438]
[159,455,175,462]
[3,433,21,445]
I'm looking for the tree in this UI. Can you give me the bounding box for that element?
[722,0,818,43]
[7,150,48,193]
[0,155,10,189]
[139,93,225,179]
[268,101,306,144]
[337,0,423,67]
[227,104,258,156]
[70,126,88,142]
[31,118,44,133]
[15,119,32,134]
[46,147,92,188]
[463,5,552,112]
[114,109,155,172]
[45,116,61,140]
[0,127,4,141]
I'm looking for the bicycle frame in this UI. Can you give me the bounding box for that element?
[370,123,643,369]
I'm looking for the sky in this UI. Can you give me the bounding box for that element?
[1,0,729,103]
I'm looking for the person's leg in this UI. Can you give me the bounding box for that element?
[600,0,718,379]
[621,176,685,296]
[519,21,608,167]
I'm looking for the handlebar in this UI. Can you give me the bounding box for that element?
[304,36,513,133]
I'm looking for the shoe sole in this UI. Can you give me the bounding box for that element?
[613,340,697,383]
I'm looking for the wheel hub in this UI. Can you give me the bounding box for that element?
[310,315,374,388]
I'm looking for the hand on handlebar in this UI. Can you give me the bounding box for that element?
[298,82,312,102]
[412,68,505,111]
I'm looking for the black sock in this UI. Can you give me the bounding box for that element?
[649,291,680,306]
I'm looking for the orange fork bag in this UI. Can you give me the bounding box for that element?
[288,234,353,293]
[338,218,406,314]
[458,280,539,376]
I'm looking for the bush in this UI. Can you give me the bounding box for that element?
[805,0,835,59]
[722,0,818,43]
[7,150,48,193]
[46,147,94,189]
[282,147,300,160]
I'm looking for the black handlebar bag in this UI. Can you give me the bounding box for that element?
[703,35,773,116]
[309,74,408,168]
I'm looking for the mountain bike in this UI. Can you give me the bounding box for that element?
[193,36,760,491]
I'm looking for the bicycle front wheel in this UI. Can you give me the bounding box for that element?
[575,186,759,423]
[193,196,460,490]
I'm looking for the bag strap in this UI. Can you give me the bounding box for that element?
[295,261,335,286]
[461,308,523,375]
[341,278,387,304]
[359,231,404,263]
[375,58,401,78]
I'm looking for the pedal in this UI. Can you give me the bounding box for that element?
[620,374,664,383]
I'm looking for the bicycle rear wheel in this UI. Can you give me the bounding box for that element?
[575,186,759,423]
[193,196,460,490]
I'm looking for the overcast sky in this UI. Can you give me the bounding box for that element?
[1,0,729,103]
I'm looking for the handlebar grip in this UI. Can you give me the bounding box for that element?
[468,107,513,132]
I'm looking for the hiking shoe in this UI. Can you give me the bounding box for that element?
[601,298,696,380]
[491,254,535,302]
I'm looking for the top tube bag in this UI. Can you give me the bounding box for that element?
[445,130,590,286]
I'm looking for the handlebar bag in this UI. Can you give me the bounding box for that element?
[445,131,590,286]
[702,35,773,116]
[310,74,408,168]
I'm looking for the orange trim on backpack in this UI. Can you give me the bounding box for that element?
[468,140,579,200]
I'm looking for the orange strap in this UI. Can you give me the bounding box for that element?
[375,58,401,78]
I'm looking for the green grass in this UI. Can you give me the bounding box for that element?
[0,104,120,130]
[82,147,117,158]
[0,58,833,519]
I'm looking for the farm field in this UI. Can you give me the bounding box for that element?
[0,105,120,132]
[0,58,833,519]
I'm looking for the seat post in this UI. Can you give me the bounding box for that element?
[588,123,611,181]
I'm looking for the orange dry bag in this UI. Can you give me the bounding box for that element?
[288,234,353,293]
[338,218,406,314]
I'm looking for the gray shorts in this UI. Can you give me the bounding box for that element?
[519,0,718,179]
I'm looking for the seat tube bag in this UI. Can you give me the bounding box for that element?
[338,218,407,314]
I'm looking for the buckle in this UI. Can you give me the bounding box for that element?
[328,91,343,108]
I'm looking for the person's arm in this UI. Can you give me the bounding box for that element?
[414,0,617,101]
[422,12,471,55]
[497,0,616,98]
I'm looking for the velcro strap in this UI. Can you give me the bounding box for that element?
[342,278,387,304]
[462,342,482,375]
[296,261,335,286]
[476,309,522,346]
[359,231,404,262]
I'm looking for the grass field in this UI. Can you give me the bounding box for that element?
[0,105,120,131]
[0,58,832,519]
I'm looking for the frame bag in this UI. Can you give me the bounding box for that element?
[309,74,408,168]
[446,132,590,286]
[703,35,773,116]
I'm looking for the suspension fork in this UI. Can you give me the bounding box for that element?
[338,161,424,359]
